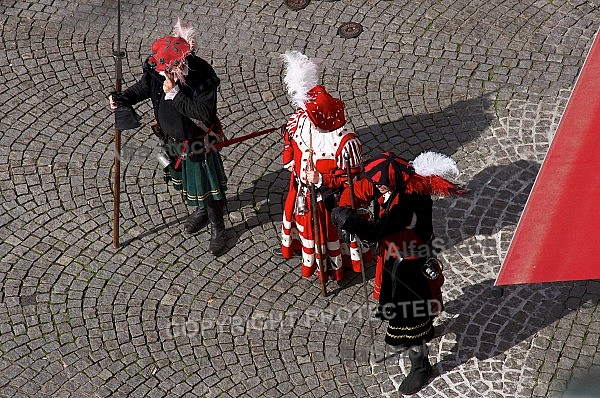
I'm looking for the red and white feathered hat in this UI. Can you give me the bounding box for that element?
[281,51,346,131]
[148,18,196,82]
[364,151,465,196]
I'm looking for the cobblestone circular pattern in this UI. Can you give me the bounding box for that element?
[1,1,600,397]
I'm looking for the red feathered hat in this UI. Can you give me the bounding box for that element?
[364,152,413,189]
[148,36,191,72]
[304,85,346,131]
[364,151,465,196]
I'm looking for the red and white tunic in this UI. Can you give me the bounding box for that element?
[281,109,369,280]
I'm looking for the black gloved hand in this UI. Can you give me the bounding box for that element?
[331,206,355,229]
[110,91,131,108]
[322,188,339,212]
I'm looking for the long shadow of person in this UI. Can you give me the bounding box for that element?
[372,277,597,395]
[434,159,541,252]
[222,168,288,252]
[435,278,598,379]
[355,93,495,159]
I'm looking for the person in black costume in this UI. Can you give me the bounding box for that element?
[109,19,228,255]
[332,151,464,394]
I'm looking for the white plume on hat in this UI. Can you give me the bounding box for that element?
[412,151,460,178]
[281,50,320,109]
[173,17,196,49]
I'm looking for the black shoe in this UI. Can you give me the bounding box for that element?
[398,345,434,395]
[184,207,208,234]
[207,202,226,256]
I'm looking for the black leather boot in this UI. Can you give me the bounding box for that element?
[184,206,208,234]
[398,344,434,395]
[207,201,226,255]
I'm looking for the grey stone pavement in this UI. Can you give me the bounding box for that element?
[2,0,600,397]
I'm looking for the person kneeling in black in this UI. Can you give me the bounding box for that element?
[332,151,465,394]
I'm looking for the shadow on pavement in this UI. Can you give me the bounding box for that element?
[118,217,183,248]
[436,159,541,249]
[436,278,599,376]
[224,168,288,250]
[355,93,495,159]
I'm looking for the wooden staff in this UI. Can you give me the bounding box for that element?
[343,152,378,360]
[112,0,124,248]
[308,129,327,297]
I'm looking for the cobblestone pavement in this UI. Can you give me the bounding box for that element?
[2,0,600,397]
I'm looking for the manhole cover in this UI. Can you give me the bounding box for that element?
[338,22,363,38]
[284,0,310,10]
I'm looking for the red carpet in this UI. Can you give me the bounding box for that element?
[496,28,600,285]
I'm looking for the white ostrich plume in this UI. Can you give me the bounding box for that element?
[281,50,320,108]
[412,151,459,178]
[173,18,196,49]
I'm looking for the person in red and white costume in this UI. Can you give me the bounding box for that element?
[277,50,370,281]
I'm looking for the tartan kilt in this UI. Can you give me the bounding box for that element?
[164,144,228,207]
